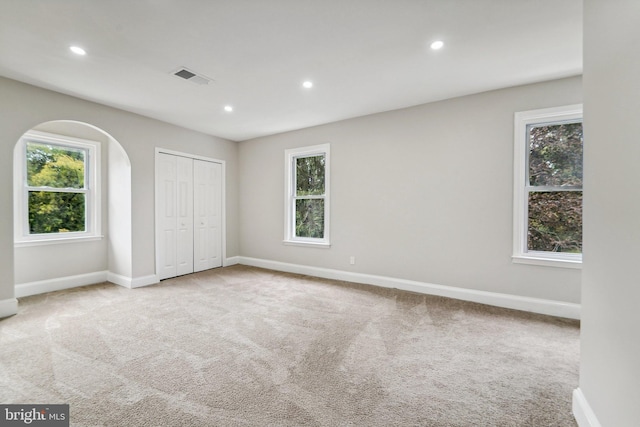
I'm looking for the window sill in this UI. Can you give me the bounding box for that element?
[283,240,331,249]
[512,254,582,269]
[15,235,104,248]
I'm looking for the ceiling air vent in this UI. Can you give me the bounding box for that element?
[171,67,212,85]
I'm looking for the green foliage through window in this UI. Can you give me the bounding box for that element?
[295,199,324,238]
[26,142,87,234]
[294,154,325,238]
[296,155,325,196]
[528,122,582,187]
[528,191,582,253]
[527,122,583,253]
[29,192,86,233]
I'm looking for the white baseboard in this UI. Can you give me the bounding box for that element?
[15,271,109,298]
[107,272,133,288]
[130,274,159,289]
[224,256,240,266]
[238,257,581,320]
[573,388,602,427]
[106,272,159,289]
[13,270,160,299]
[0,298,18,318]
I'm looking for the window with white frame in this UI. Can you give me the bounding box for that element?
[284,144,330,246]
[14,130,101,245]
[513,104,583,268]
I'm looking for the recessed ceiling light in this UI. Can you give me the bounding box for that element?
[224,105,233,112]
[302,81,313,89]
[430,40,444,50]
[69,46,86,55]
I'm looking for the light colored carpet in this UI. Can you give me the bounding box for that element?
[0,265,579,426]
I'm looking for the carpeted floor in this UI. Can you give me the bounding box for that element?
[0,265,579,426]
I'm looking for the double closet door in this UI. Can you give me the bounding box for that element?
[157,152,222,280]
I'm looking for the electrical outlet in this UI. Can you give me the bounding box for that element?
[349,256,356,265]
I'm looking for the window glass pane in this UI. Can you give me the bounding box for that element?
[27,142,85,189]
[296,155,325,196]
[528,191,582,253]
[528,122,582,187]
[295,199,324,238]
[29,191,86,234]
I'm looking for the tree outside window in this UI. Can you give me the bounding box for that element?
[295,154,326,238]
[284,144,330,246]
[513,105,583,267]
[527,122,583,253]
[27,142,87,234]
[15,130,100,244]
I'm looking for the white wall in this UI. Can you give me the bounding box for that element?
[108,137,132,278]
[239,76,583,305]
[0,76,239,308]
[576,0,640,425]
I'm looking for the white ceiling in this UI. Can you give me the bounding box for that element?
[0,0,582,142]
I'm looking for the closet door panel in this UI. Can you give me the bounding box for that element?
[194,160,222,272]
[176,156,194,276]
[157,153,178,280]
[157,153,222,280]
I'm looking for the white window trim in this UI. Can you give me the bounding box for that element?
[14,130,102,246]
[284,144,331,247]
[513,104,583,269]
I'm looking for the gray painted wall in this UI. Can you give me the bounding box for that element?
[580,0,640,425]
[0,76,239,302]
[239,76,583,304]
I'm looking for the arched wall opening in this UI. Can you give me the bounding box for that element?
[13,120,132,297]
